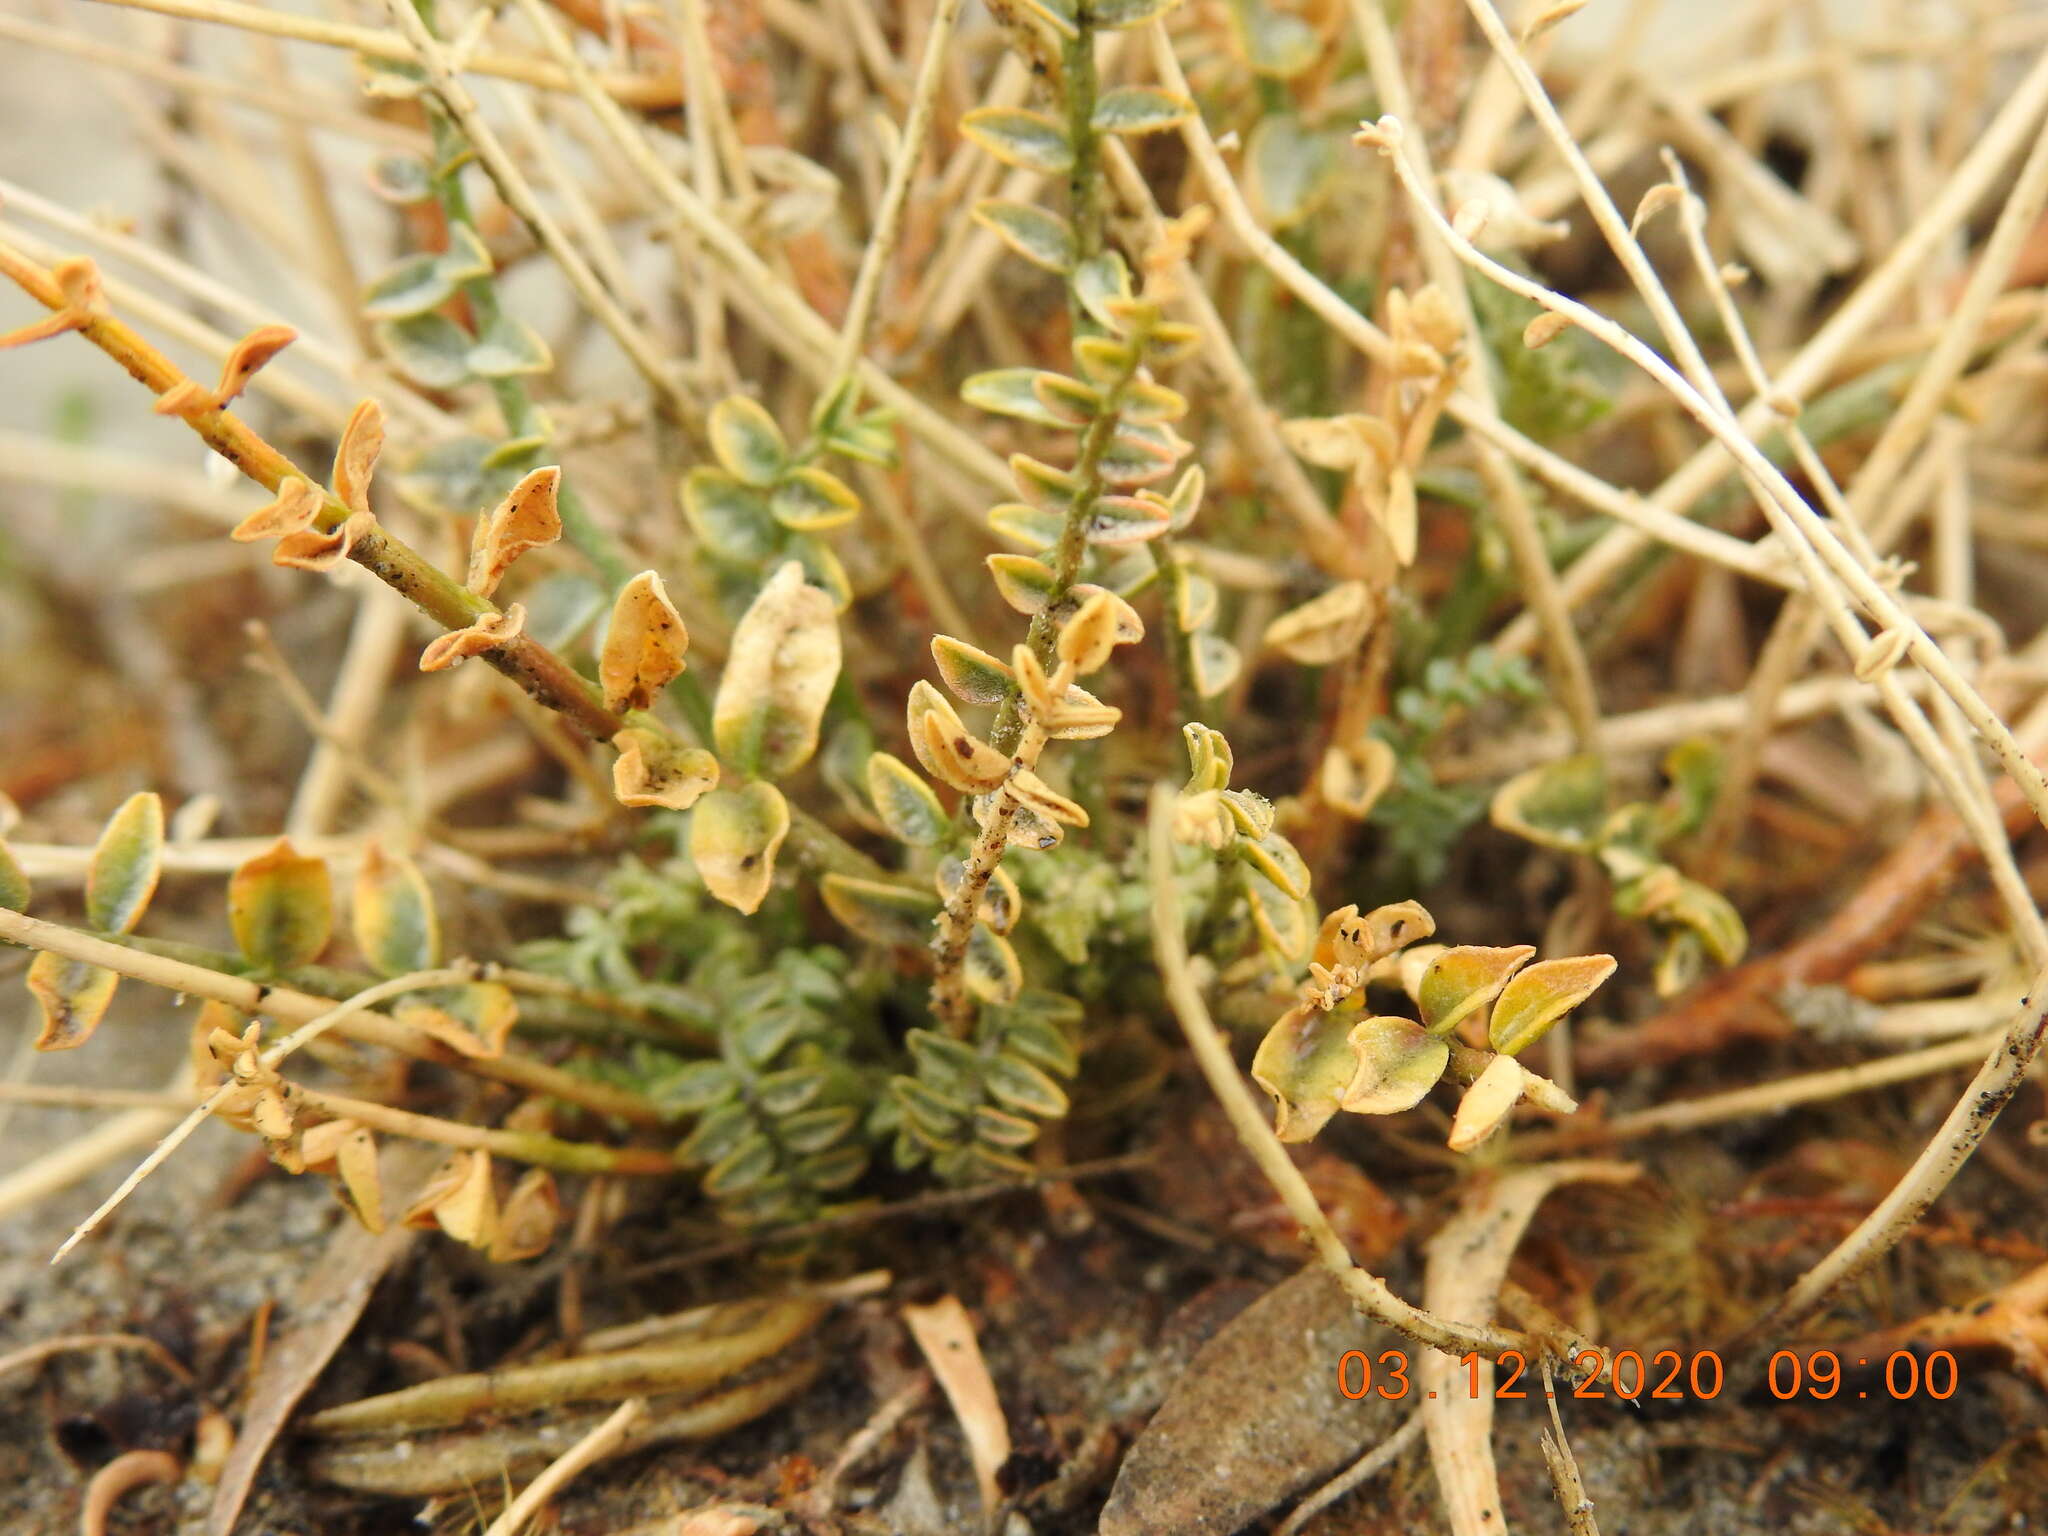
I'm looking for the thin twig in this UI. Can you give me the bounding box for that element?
[482,1397,648,1536]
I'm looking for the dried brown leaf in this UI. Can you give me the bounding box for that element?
[465,466,562,598]
[600,570,690,712]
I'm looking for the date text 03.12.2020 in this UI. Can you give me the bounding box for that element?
[1335,1348,1963,1402]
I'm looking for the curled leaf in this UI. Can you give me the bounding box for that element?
[28,953,121,1052]
[228,838,333,972]
[230,476,323,543]
[1006,770,1088,830]
[398,982,518,1058]
[353,843,440,977]
[690,782,791,915]
[418,604,524,672]
[1264,581,1376,665]
[1056,589,1131,675]
[332,399,384,518]
[821,873,941,947]
[302,1120,384,1233]
[465,466,562,598]
[920,711,1011,795]
[274,509,376,573]
[1320,736,1396,819]
[714,563,840,778]
[611,728,719,810]
[1190,633,1241,698]
[600,571,690,713]
[491,1168,561,1261]
[401,1149,499,1250]
[1491,753,1607,853]
[1446,1053,1528,1152]
[1487,954,1617,1055]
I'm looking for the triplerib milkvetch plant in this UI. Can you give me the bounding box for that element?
[1250,898,1615,1152]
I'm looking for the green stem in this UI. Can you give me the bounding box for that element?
[1061,15,1104,270]
[1148,536,1200,726]
[988,344,1145,754]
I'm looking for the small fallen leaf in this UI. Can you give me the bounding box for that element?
[902,1296,1011,1516]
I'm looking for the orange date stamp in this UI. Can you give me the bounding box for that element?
[1336,1348,1962,1402]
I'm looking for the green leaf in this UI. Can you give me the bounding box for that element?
[1239,829,1309,901]
[1010,453,1078,504]
[908,1029,983,1100]
[1091,86,1193,135]
[971,200,1076,274]
[819,873,939,947]
[931,635,1013,706]
[1073,252,1134,331]
[1092,0,1179,27]
[27,952,120,1052]
[467,315,552,378]
[1246,113,1339,227]
[993,1015,1078,1077]
[1250,1003,1356,1142]
[1340,1016,1451,1115]
[377,312,473,387]
[689,782,791,916]
[362,253,455,320]
[228,839,333,972]
[769,466,859,532]
[960,107,1072,173]
[367,153,433,205]
[681,467,780,563]
[865,753,949,846]
[1014,0,1079,36]
[1243,864,1311,959]
[1084,495,1171,546]
[781,1104,858,1155]
[1190,632,1242,698]
[683,1100,755,1164]
[974,1105,1042,1148]
[987,502,1065,549]
[965,925,1023,1005]
[962,369,1071,428]
[87,792,163,935]
[1490,752,1607,853]
[0,838,28,912]
[985,1051,1069,1118]
[1230,0,1321,77]
[1488,954,1617,1055]
[708,396,788,486]
[1032,371,1102,425]
[988,553,1058,614]
[649,1060,737,1116]
[353,843,441,978]
[1417,945,1535,1036]
[436,223,494,283]
[1661,874,1748,967]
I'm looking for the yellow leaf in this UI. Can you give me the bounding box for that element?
[352,842,441,978]
[611,728,719,810]
[228,838,334,971]
[600,570,690,713]
[490,1167,560,1261]
[713,562,839,778]
[1264,581,1376,665]
[690,782,791,915]
[27,951,120,1051]
[87,791,163,934]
